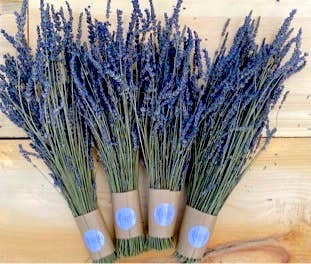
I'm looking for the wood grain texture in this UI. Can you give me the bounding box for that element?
[0,138,310,262]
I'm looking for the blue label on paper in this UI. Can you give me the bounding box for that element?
[84,229,105,253]
[187,225,210,248]
[115,207,136,230]
[153,203,175,227]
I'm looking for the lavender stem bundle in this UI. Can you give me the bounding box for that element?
[175,10,307,262]
[129,0,205,250]
[70,2,154,257]
[0,1,115,262]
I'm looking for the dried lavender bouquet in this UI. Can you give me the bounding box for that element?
[70,2,152,257]
[0,1,115,262]
[131,0,205,250]
[175,11,307,262]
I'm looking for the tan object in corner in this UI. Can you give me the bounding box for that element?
[148,189,182,238]
[177,205,217,260]
[75,209,115,261]
[112,190,144,239]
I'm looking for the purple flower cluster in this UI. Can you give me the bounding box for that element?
[187,10,307,215]
[134,6,208,190]
[0,0,97,216]
[70,0,202,192]
[0,0,307,218]
[71,0,208,191]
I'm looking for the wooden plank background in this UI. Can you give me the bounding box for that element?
[0,0,310,262]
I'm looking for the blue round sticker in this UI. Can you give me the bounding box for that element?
[153,203,175,227]
[115,207,137,230]
[84,229,105,253]
[187,225,210,248]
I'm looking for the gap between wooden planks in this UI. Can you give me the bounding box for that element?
[0,138,310,262]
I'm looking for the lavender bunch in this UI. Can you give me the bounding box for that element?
[176,10,307,262]
[70,1,153,257]
[130,0,206,250]
[0,1,115,262]
[135,1,203,192]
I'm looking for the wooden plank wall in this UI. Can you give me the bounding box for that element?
[0,0,310,262]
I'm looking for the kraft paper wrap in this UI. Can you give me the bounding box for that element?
[176,205,217,260]
[75,209,115,261]
[148,188,182,238]
[112,190,144,239]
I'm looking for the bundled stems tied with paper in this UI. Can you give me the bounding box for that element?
[148,189,182,247]
[0,1,118,263]
[176,206,216,261]
[131,0,206,250]
[112,191,144,255]
[71,1,149,257]
[1,0,307,262]
[75,210,115,262]
[175,5,307,264]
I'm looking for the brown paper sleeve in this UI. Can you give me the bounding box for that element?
[148,188,182,238]
[112,190,144,239]
[176,205,216,260]
[75,209,115,261]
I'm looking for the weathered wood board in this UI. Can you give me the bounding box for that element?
[0,0,310,137]
[0,138,310,262]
